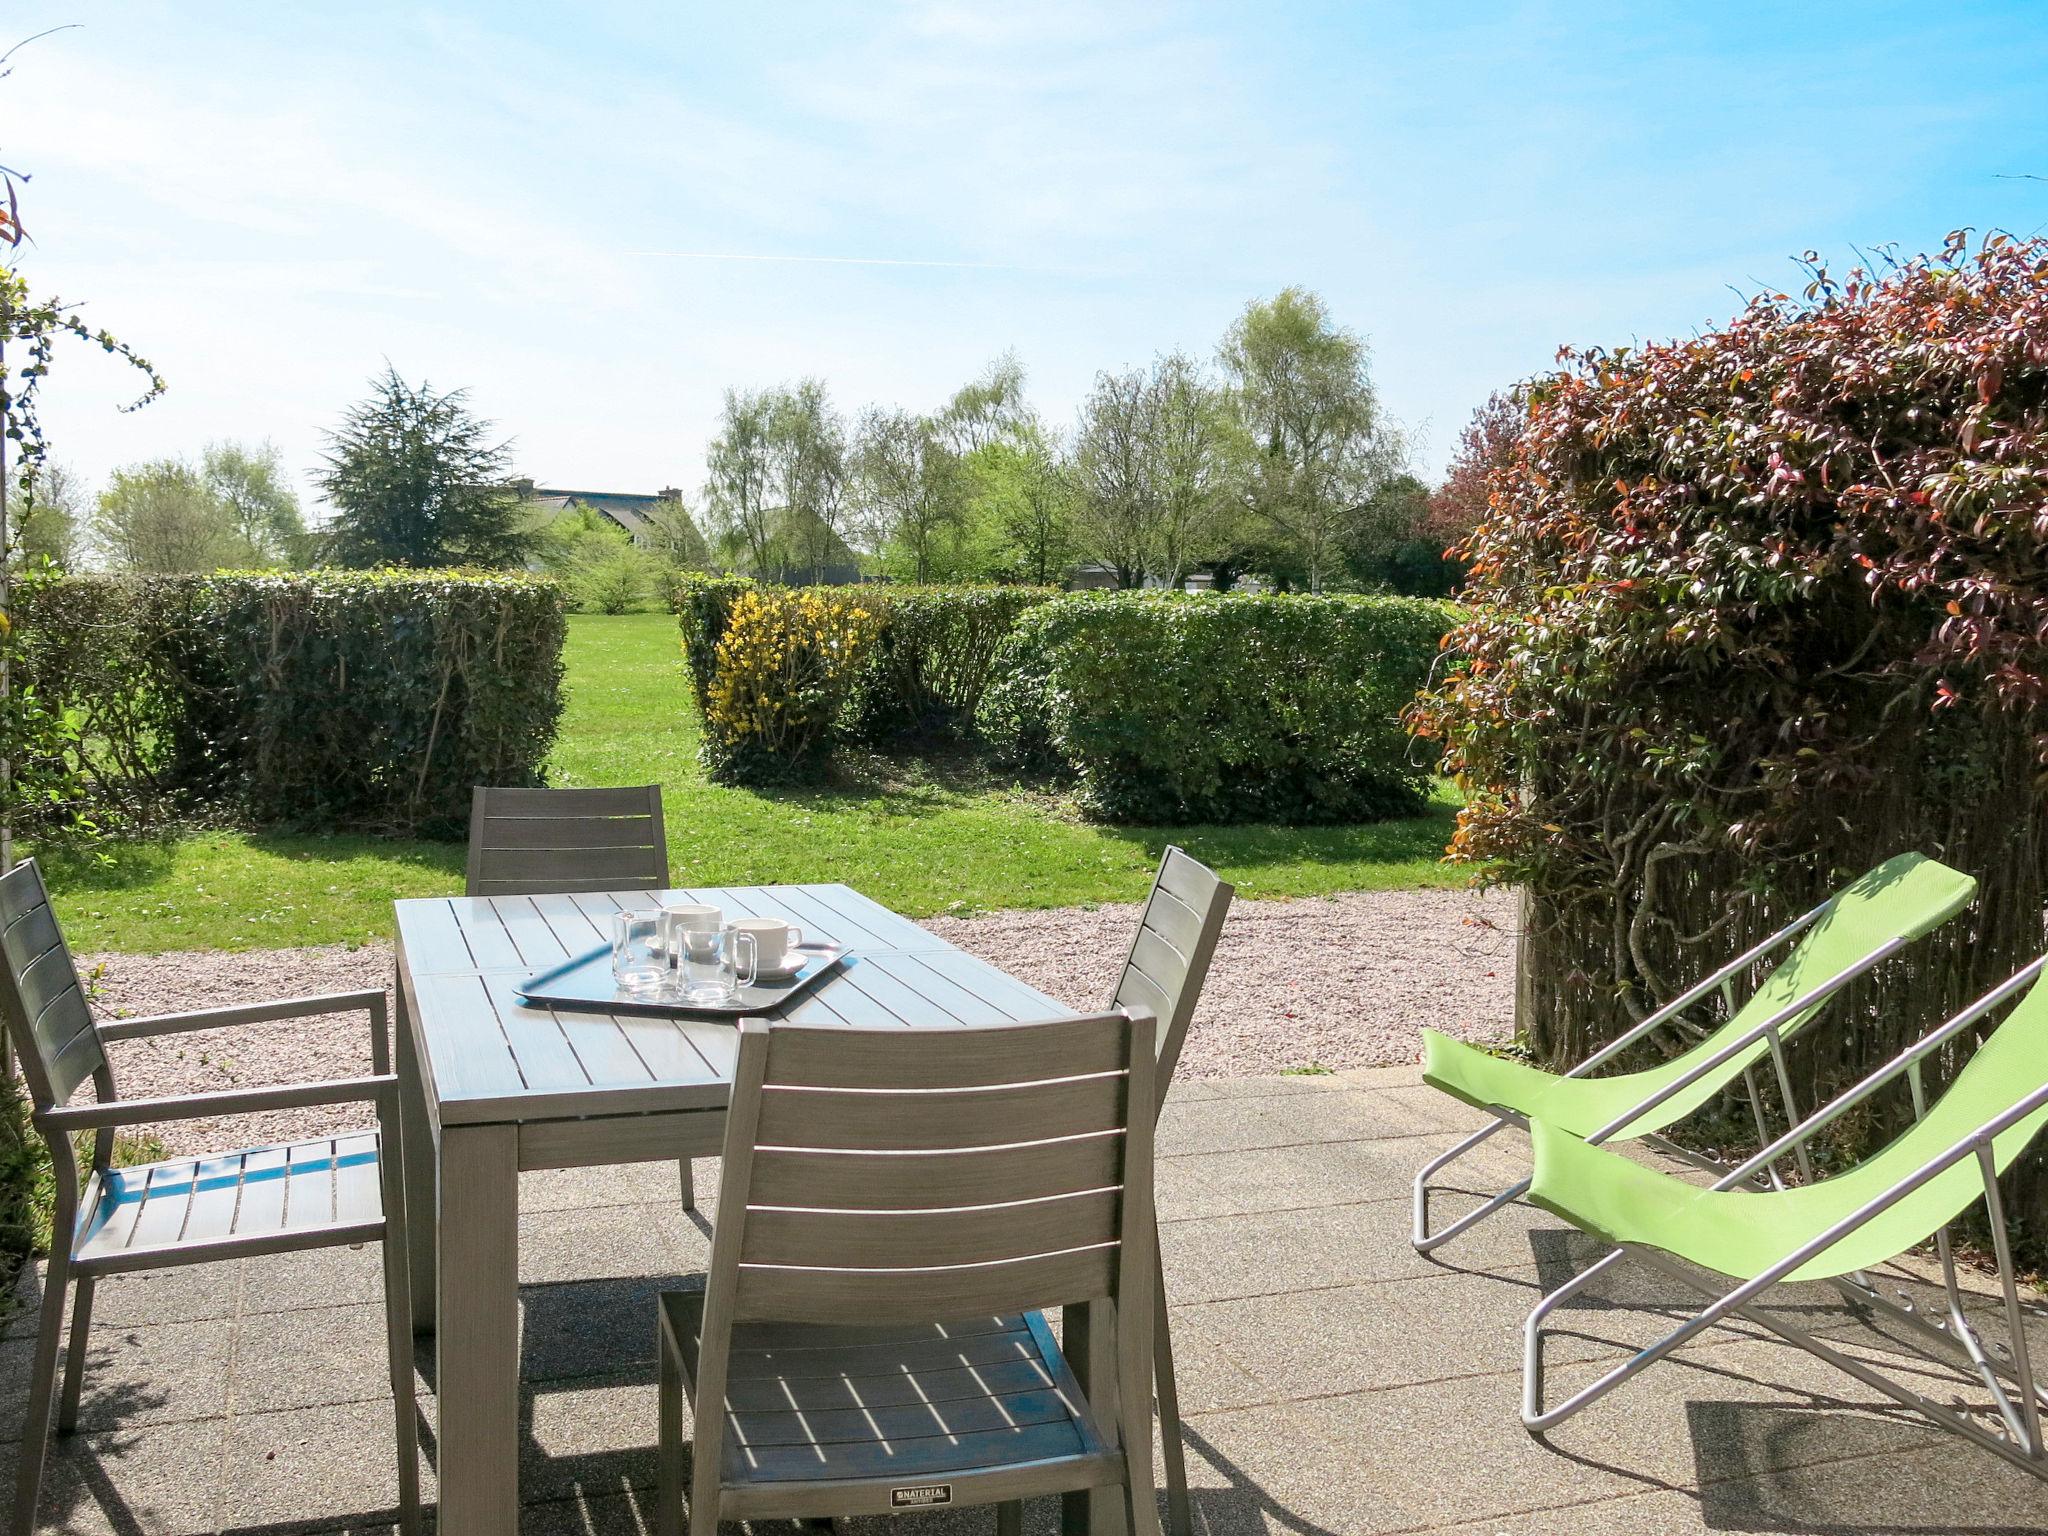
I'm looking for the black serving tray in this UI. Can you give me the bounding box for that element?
[513,941,848,1018]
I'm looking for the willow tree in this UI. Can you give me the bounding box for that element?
[1219,287,1399,591]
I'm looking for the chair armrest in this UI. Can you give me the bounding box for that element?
[98,990,391,1072]
[38,1074,398,1132]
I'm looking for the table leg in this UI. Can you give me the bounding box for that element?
[436,1122,520,1536]
[1063,1298,1127,1536]
[396,973,438,1332]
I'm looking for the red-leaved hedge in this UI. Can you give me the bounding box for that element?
[1410,232,2048,1250]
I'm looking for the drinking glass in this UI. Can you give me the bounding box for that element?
[677,916,757,1005]
[611,908,666,994]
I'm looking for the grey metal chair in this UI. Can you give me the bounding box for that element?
[657,1009,1163,1536]
[467,782,698,1211]
[0,858,420,1536]
[465,783,669,899]
[1117,846,1233,1536]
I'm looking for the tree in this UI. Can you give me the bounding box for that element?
[639,495,711,570]
[1219,287,1400,590]
[1069,367,1157,588]
[1069,355,1238,588]
[852,407,966,583]
[318,366,528,567]
[1429,389,1522,543]
[704,388,778,575]
[1147,351,1238,589]
[15,461,81,569]
[203,440,308,566]
[88,460,240,572]
[1342,473,1461,594]
[769,380,849,582]
[978,423,1076,585]
[938,352,1028,455]
[536,506,659,613]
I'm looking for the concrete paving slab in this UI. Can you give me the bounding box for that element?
[0,1319,234,1440]
[0,1417,225,1535]
[518,1370,660,1504]
[1189,1130,1524,1219]
[520,1274,695,1383]
[6,1068,2046,1535]
[5,1264,241,1338]
[518,1159,688,1213]
[228,1303,395,1416]
[1162,1189,1551,1306]
[517,1203,687,1289]
[1156,1092,1421,1158]
[239,1243,387,1314]
[215,1399,414,1533]
[1157,1155,1248,1223]
[1185,1076,1355,1100]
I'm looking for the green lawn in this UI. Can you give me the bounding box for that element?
[42,612,1465,954]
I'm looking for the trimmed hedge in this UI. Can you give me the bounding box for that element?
[981,592,1454,823]
[13,571,567,836]
[699,587,882,785]
[9,573,177,831]
[841,586,1058,743]
[670,573,758,713]
[674,577,1056,746]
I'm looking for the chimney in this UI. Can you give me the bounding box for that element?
[659,486,682,502]
[512,476,536,496]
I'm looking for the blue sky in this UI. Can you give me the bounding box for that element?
[13,1,2048,511]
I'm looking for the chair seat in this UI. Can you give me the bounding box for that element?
[74,1132,385,1273]
[660,1292,1118,1505]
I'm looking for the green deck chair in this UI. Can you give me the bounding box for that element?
[1520,953,2048,1481]
[1413,853,1977,1253]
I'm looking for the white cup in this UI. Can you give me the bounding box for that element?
[732,917,802,972]
[659,903,721,958]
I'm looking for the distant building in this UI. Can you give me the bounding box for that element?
[512,478,685,545]
[1067,562,1225,592]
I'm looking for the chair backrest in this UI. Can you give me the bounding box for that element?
[465,784,669,898]
[1113,847,1233,1100]
[1615,851,1977,1134]
[1784,961,2048,1281]
[0,858,107,1112]
[705,1010,1158,1329]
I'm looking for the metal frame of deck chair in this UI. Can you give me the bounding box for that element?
[655,1009,1163,1536]
[1412,853,1978,1253]
[467,783,701,1210]
[0,859,421,1536]
[1522,954,2048,1480]
[1115,846,1233,1536]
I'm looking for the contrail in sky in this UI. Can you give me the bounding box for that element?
[625,248,1086,274]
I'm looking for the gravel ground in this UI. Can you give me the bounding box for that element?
[76,886,1518,1156]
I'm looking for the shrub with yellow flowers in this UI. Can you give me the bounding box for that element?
[700,588,883,783]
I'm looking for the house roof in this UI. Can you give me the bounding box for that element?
[518,485,679,538]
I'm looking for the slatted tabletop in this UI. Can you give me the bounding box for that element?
[394,883,1122,1536]
[395,883,1074,1126]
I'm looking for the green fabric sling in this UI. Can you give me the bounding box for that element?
[1527,962,2048,1283]
[1422,852,1977,1142]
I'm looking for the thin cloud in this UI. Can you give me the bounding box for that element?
[624,248,1089,275]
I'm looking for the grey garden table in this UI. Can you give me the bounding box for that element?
[394,884,1133,1536]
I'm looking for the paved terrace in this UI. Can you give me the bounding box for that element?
[5,1068,2046,1534]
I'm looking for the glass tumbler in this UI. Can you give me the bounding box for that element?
[611,908,666,994]
[678,918,757,1004]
